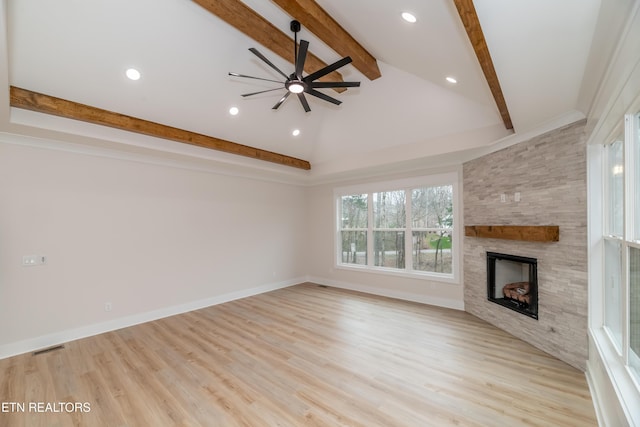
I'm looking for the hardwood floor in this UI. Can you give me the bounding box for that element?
[0,283,597,426]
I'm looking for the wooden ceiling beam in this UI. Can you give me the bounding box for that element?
[192,0,345,88]
[453,0,513,130]
[269,0,381,80]
[10,86,311,170]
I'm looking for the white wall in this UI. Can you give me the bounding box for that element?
[0,137,307,357]
[305,169,464,310]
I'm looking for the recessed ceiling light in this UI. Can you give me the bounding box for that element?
[125,68,141,81]
[229,106,239,116]
[401,12,417,23]
[292,129,301,137]
[446,76,458,84]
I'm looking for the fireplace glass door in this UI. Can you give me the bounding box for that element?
[487,252,538,319]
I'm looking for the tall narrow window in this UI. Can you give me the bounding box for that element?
[604,238,623,349]
[631,113,640,380]
[411,186,453,273]
[630,246,640,377]
[634,114,640,241]
[604,136,625,350]
[608,136,624,237]
[373,191,406,269]
[340,194,368,265]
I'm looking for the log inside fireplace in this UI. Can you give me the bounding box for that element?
[486,252,538,319]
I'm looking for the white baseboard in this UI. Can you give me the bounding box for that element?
[307,276,465,311]
[0,278,303,360]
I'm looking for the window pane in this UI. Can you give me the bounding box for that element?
[374,231,405,268]
[341,231,367,265]
[373,191,405,228]
[630,246,640,380]
[412,231,452,273]
[412,186,453,228]
[635,114,640,241]
[341,194,368,229]
[604,239,623,350]
[607,137,624,237]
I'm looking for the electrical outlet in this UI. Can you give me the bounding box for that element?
[104,302,112,312]
[22,255,47,266]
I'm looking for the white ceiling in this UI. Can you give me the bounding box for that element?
[0,0,608,182]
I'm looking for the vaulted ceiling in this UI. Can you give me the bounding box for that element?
[0,0,607,181]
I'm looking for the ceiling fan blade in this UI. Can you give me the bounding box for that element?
[228,72,284,84]
[241,87,285,97]
[272,91,291,110]
[306,89,342,106]
[295,40,309,79]
[304,56,353,82]
[309,81,361,89]
[249,48,289,80]
[297,92,311,112]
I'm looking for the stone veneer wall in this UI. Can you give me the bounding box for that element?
[463,120,588,370]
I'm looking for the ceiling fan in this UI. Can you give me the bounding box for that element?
[229,20,360,112]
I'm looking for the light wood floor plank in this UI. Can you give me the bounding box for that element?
[0,283,597,426]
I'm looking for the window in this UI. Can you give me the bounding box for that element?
[630,246,640,377]
[607,135,624,237]
[604,238,623,349]
[412,186,453,274]
[604,135,625,349]
[340,194,368,266]
[373,190,406,268]
[587,23,640,424]
[631,113,640,379]
[635,113,640,241]
[336,173,459,281]
[601,112,640,385]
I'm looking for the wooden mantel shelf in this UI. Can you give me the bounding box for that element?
[464,225,559,242]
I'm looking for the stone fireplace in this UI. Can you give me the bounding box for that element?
[486,252,538,319]
[462,120,588,370]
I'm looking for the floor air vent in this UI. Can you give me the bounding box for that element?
[33,345,65,356]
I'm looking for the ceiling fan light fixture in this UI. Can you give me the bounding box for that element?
[287,82,305,93]
[229,106,239,115]
[401,12,417,23]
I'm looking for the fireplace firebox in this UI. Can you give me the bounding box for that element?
[487,252,538,319]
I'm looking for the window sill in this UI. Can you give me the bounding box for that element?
[335,263,460,285]
[590,327,640,426]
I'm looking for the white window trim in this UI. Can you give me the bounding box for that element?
[589,111,640,426]
[334,171,462,285]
